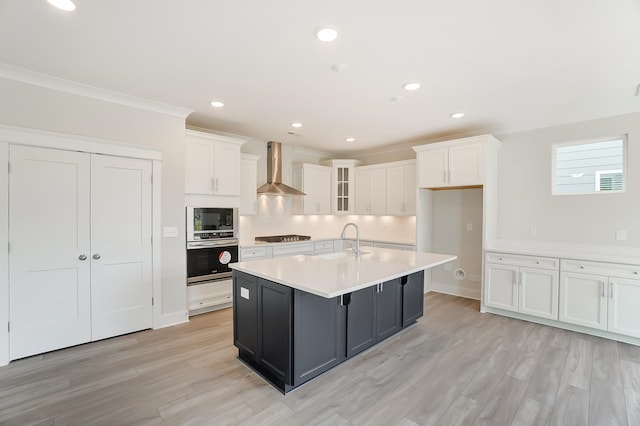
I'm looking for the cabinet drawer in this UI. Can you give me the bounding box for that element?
[314,240,334,254]
[485,252,559,270]
[272,242,314,258]
[240,246,272,261]
[561,259,640,279]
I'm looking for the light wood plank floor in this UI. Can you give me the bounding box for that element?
[1,293,639,425]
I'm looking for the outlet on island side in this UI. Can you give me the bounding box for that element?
[616,230,627,241]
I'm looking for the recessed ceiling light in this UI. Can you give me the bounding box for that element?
[316,26,339,42]
[47,0,76,11]
[210,100,224,108]
[403,82,421,91]
[570,172,585,178]
[390,96,405,102]
[291,122,303,128]
[345,137,356,143]
[450,112,465,119]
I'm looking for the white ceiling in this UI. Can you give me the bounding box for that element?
[1,0,639,153]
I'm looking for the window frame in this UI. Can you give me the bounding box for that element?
[551,135,627,196]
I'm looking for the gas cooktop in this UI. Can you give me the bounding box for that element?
[255,235,311,243]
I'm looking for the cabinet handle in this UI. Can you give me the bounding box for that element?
[601,282,605,298]
[579,266,585,269]
[447,170,451,184]
[443,171,447,184]
[215,178,219,192]
[610,284,614,299]
[520,271,525,286]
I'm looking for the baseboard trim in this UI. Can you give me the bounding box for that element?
[426,283,480,300]
[155,310,189,329]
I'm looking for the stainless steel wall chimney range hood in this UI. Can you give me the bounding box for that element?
[256,141,306,196]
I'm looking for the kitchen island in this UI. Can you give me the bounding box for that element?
[230,247,456,393]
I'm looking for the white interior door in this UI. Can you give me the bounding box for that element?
[90,155,152,341]
[9,146,91,360]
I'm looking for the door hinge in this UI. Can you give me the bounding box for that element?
[7,162,10,174]
[7,322,10,332]
[150,236,153,245]
[7,242,9,253]
[151,174,153,184]
[152,297,154,306]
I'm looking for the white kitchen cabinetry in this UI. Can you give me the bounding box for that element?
[484,252,560,320]
[385,161,416,215]
[414,137,491,188]
[355,165,386,215]
[240,246,273,261]
[560,259,640,338]
[321,159,362,215]
[313,240,335,255]
[187,280,232,315]
[292,163,332,215]
[272,242,314,258]
[9,145,153,359]
[240,154,259,215]
[185,129,245,196]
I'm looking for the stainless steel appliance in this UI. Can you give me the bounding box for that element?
[186,207,238,284]
[255,234,311,243]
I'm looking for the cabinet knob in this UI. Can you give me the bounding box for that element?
[634,271,639,275]
[579,266,584,269]
[78,254,87,261]
[93,253,101,260]
[536,261,540,264]
[499,257,503,261]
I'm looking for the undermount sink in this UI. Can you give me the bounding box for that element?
[315,250,371,260]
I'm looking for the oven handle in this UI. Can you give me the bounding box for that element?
[187,239,239,249]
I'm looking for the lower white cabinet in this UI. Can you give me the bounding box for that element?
[559,260,640,338]
[484,252,559,320]
[313,240,334,255]
[187,280,232,315]
[240,246,273,261]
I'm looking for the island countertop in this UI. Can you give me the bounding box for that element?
[229,247,457,298]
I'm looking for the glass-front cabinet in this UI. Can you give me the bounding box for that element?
[321,159,362,215]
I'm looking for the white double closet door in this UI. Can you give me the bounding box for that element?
[9,145,153,360]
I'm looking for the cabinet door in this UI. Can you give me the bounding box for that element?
[386,166,405,215]
[259,279,293,384]
[233,272,259,358]
[240,157,258,215]
[449,143,484,186]
[185,137,214,194]
[293,291,346,386]
[306,165,331,214]
[403,164,416,215]
[346,287,377,358]
[519,267,559,320]
[559,272,607,330]
[402,271,424,326]
[355,168,372,214]
[484,263,519,312]
[213,142,241,196]
[370,168,386,214]
[90,155,153,341]
[9,146,92,360]
[417,148,448,188]
[334,166,353,214]
[376,279,402,340]
[608,278,640,338]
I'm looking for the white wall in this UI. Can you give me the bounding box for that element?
[496,112,640,248]
[430,188,484,299]
[0,77,189,328]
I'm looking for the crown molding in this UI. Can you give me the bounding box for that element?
[0,63,193,119]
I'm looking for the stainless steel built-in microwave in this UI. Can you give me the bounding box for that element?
[186,207,238,241]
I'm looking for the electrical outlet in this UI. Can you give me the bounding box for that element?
[466,223,473,231]
[529,227,537,237]
[616,230,627,241]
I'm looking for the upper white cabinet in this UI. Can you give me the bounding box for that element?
[240,154,259,215]
[292,163,332,214]
[414,135,500,188]
[321,159,362,215]
[385,161,416,216]
[185,130,245,196]
[355,165,386,215]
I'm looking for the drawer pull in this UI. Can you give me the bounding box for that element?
[536,261,540,264]
[579,266,584,269]
[635,272,639,275]
[499,257,503,261]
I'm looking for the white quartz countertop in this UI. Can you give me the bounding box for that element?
[230,247,456,298]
